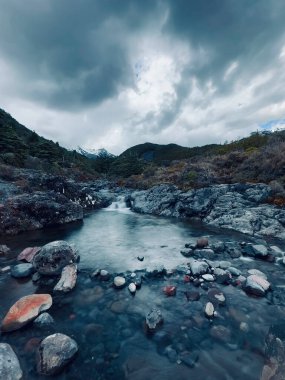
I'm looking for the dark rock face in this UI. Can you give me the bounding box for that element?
[0,191,83,235]
[36,333,78,375]
[130,183,285,239]
[33,241,78,276]
[0,343,23,380]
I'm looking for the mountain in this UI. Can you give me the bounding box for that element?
[0,108,96,177]
[77,147,115,160]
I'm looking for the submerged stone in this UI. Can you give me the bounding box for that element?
[145,308,163,332]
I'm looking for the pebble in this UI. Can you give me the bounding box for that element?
[205,302,215,318]
[207,288,226,305]
[100,269,110,281]
[54,264,77,293]
[190,260,208,276]
[202,274,214,282]
[128,283,136,294]
[196,237,209,248]
[34,312,54,327]
[228,267,241,276]
[113,276,126,289]
[163,285,176,296]
[145,308,163,332]
[247,269,267,280]
[218,261,231,269]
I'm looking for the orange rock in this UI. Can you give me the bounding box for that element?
[1,294,52,332]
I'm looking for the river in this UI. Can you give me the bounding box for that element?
[0,197,285,379]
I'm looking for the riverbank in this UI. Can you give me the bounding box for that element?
[129,183,285,239]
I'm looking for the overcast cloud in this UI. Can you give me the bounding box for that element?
[0,0,285,154]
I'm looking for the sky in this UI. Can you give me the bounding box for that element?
[0,0,285,154]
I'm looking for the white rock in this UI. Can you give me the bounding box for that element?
[202,274,215,281]
[1,266,11,273]
[113,276,126,288]
[128,283,136,294]
[247,269,267,279]
[205,302,215,318]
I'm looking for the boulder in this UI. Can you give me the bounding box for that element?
[33,241,78,276]
[54,264,77,293]
[1,294,52,332]
[17,247,41,262]
[202,274,214,282]
[247,269,267,279]
[37,333,78,375]
[11,263,34,278]
[0,343,23,380]
[244,275,270,297]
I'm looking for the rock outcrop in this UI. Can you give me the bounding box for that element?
[130,183,285,239]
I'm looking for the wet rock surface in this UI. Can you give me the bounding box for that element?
[0,343,23,380]
[11,263,35,278]
[33,240,78,275]
[37,333,78,375]
[130,184,285,238]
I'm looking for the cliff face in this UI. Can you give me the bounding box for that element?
[130,183,285,239]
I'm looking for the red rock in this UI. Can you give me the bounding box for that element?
[163,286,176,297]
[196,237,209,248]
[184,275,191,283]
[17,247,41,262]
[1,294,52,332]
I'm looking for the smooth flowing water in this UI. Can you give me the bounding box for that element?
[1,197,285,380]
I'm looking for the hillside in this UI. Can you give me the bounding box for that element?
[0,108,99,179]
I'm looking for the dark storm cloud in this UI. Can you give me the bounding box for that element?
[0,0,285,152]
[0,0,162,109]
[165,0,285,82]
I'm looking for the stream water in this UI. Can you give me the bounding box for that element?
[1,197,285,379]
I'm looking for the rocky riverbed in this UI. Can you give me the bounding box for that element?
[1,235,285,380]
